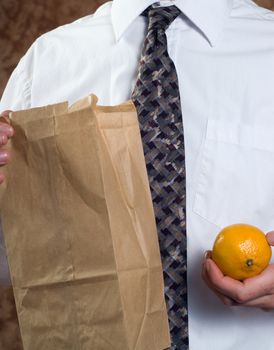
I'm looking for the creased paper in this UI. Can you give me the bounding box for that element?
[0,95,170,350]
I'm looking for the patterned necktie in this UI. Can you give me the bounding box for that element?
[132,5,188,350]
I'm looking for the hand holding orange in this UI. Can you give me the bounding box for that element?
[212,223,272,280]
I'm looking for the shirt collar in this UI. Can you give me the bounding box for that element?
[111,0,233,46]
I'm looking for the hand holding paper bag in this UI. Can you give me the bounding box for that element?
[0,95,170,350]
[0,110,14,183]
[0,110,14,286]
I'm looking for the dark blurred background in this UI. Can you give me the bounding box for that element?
[0,1,106,349]
[0,0,107,97]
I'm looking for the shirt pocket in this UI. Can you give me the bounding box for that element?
[193,119,274,229]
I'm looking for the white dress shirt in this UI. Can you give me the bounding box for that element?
[1,0,274,348]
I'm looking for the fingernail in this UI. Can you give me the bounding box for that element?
[0,152,8,163]
[1,134,7,144]
[203,250,212,260]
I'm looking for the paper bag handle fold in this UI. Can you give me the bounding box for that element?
[68,94,98,114]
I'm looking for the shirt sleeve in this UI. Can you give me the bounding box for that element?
[0,42,35,112]
[0,43,35,286]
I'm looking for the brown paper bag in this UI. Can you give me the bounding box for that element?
[0,95,170,350]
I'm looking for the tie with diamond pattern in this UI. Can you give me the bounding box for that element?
[132,5,188,350]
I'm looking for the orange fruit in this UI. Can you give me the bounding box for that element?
[212,223,272,280]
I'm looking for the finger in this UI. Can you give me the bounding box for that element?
[205,259,249,302]
[0,133,9,146]
[0,110,12,121]
[0,111,14,137]
[206,259,274,303]
[203,261,273,308]
[203,265,274,309]
[202,258,236,306]
[0,150,10,165]
[239,264,274,299]
[0,121,13,138]
[233,294,274,309]
[266,231,274,246]
[203,250,212,260]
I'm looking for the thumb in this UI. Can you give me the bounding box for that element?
[0,110,12,123]
[266,231,274,246]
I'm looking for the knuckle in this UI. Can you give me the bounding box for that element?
[0,123,13,137]
[1,149,9,156]
[0,151,10,164]
[234,292,246,304]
